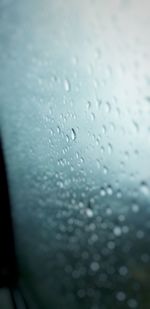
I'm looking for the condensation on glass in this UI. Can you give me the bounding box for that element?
[0,0,150,308]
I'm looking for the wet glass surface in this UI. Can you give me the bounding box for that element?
[0,0,150,308]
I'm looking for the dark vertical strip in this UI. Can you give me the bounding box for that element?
[9,288,18,309]
[0,137,18,287]
[9,287,29,309]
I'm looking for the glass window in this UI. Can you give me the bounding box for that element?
[0,0,150,308]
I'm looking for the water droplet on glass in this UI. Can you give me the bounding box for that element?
[71,128,76,141]
[105,101,111,113]
[128,299,138,308]
[90,261,99,272]
[116,190,122,199]
[76,152,79,159]
[140,181,149,196]
[108,143,113,154]
[57,181,64,189]
[107,241,115,250]
[106,185,113,195]
[106,208,112,215]
[116,291,126,302]
[86,208,93,218]
[57,126,61,134]
[96,99,102,109]
[66,135,69,143]
[96,159,101,169]
[118,214,125,222]
[64,79,71,92]
[95,136,100,145]
[113,226,122,236]
[119,266,128,276]
[100,187,106,197]
[87,100,92,109]
[132,203,139,213]
[102,125,106,134]
[136,230,144,239]
[103,166,108,175]
[122,226,129,234]
[91,112,95,121]
[133,121,139,133]
[101,146,105,154]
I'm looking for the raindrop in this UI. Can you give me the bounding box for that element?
[113,226,122,236]
[91,112,95,121]
[106,208,112,215]
[110,123,115,132]
[103,166,108,175]
[90,261,100,272]
[100,187,106,197]
[96,99,102,109]
[119,266,128,276]
[96,137,100,146]
[128,299,138,308]
[64,79,71,92]
[89,223,96,231]
[89,234,98,244]
[57,126,61,134]
[105,101,111,113]
[96,159,101,169]
[116,291,126,302]
[133,121,139,133]
[102,125,106,134]
[107,241,115,250]
[57,181,64,189]
[122,226,129,234]
[136,230,144,239]
[80,157,84,164]
[86,208,93,218]
[116,190,122,199]
[140,181,149,196]
[132,203,139,213]
[118,214,125,222]
[66,135,69,143]
[49,128,54,136]
[87,100,92,109]
[101,146,105,154]
[106,185,113,195]
[71,128,76,141]
[108,143,113,154]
